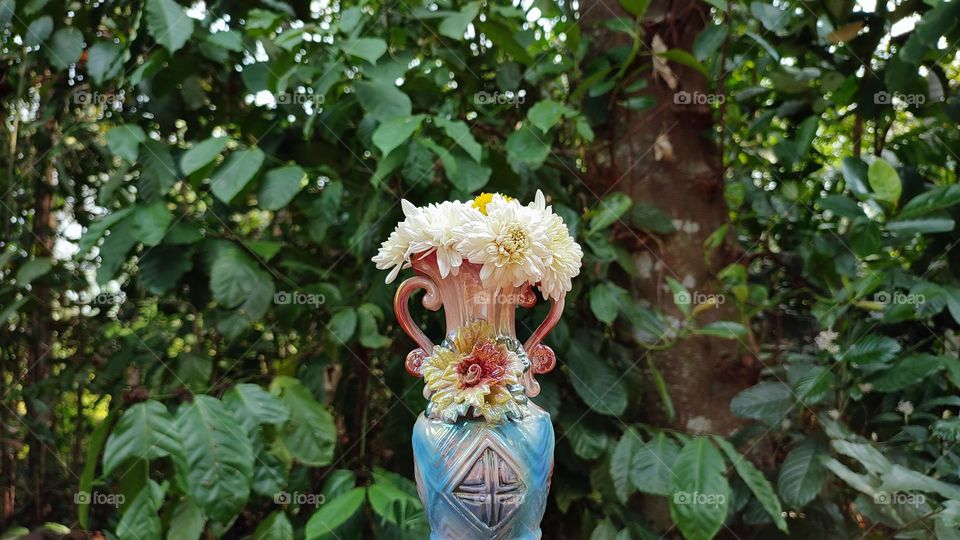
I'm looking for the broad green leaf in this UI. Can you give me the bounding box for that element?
[132,201,173,246]
[138,246,192,294]
[868,160,902,205]
[610,429,641,502]
[78,409,116,528]
[254,511,294,540]
[886,214,955,235]
[166,498,205,540]
[139,140,178,202]
[16,257,52,285]
[867,354,943,392]
[210,147,265,203]
[46,27,83,71]
[631,202,675,233]
[730,382,794,425]
[435,117,482,162]
[305,488,366,540]
[695,321,748,339]
[840,334,900,366]
[630,432,679,496]
[588,192,632,233]
[87,41,125,84]
[25,15,53,48]
[259,165,306,210]
[270,376,336,467]
[830,440,891,476]
[475,20,534,64]
[750,2,790,33]
[528,99,574,133]
[116,480,164,540]
[210,244,265,308]
[354,81,412,121]
[106,124,146,163]
[357,303,389,348]
[181,136,229,176]
[341,37,387,64]
[328,308,358,343]
[146,0,195,53]
[566,341,628,416]
[879,464,960,500]
[438,2,480,40]
[103,400,185,475]
[619,0,652,17]
[589,281,628,324]
[840,157,870,196]
[658,49,709,76]
[899,184,960,219]
[223,383,290,433]
[777,438,826,507]
[565,421,609,460]
[669,438,730,540]
[693,25,727,61]
[713,436,788,532]
[505,125,551,168]
[372,115,425,156]
[177,395,254,523]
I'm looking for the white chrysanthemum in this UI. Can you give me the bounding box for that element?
[371,200,481,283]
[528,190,582,300]
[456,194,550,291]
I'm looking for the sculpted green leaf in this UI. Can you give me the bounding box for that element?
[372,115,425,157]
[630,432,679,496]
[254,511,294,540]
[181,136,229,176]
[713,436,788,532]
[610,429,641,502]
[669,438,730,540]
[116,480,165,540]
[730,381,794,425]
[146,0,194,53]
[270,376,336,467]
[176,395,254,523]
[166,498,206,540]
[434,117,482,162]
[305,488,365,540]
[354,81,412,122]
[566,340,628,416]
[223,383,290,434]
[259,165,306,210]
[103,400,185,475]
[210,147,265,203]
[777,438,827,507]
[132,201,173,246]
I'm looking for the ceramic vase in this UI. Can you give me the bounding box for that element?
[393,252,564,540]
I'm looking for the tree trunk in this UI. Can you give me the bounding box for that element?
[580,0,756,440]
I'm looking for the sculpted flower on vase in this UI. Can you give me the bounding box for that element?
[421,320,529,424]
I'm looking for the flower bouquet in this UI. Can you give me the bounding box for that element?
[374,191,581,539]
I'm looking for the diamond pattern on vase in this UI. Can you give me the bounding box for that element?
[451,445,526,530]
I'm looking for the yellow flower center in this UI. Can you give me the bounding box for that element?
[472,192,513,215]
[497,223,530,260]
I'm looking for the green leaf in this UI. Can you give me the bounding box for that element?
[223,383,290,433]
[177,395,254,523]
[341,37,387,64]
[868,160,902,205]
[181,136,229,176]
[694,321,748,339]
[713,437,788,532]
[730,382,794,425]
[669,437,731,540]
[46,27,84,71]
[372,115,425,156]
[631,202,675,233]
[259,165,306,211]
[138,246,191,294]
[588,192,632,233]
[103,400,185,475]
[305,488,366,540]
[438,1,480,40]
[328,308,358,344]
[887,214,955,235]
[527,99,574,133]
[357,303,389,348]
[435,117,482,162]
[840,157,870,196]
[589,281,628,325]
[566,341,628,416]
[87,41,125,84]
[16,257,52,285]
[354,81,412,122]
[254,511,294,540]
[899,185,960,219]
[610,429,641,502]
[25,16,53,48]
[830,440,891,476]
[116,480,164,540]
[666,277,691,316]
[210,147,265,203]
[630,432,679,496]
[505,125,551,168]
[777,438,826,507]
[139,140,178,202]
[166,498,206,540]
[132,201,173,246]
[146,0,195,53]
[565,421,609,460]
[270,376,336,467]
[867,354,943,392]
[693,25,727,61]
[619,0,652,17]
[657,49,709,76]
[750,2,790,33]
[210,245,265,308]
[474,20,535,65]
[106,124,146,163]
[840,334,900,366]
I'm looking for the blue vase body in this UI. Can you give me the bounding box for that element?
[412,405,554,540]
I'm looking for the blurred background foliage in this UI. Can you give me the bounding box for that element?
[2,0,960,538]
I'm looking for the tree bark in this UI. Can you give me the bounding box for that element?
[579,0,756,439]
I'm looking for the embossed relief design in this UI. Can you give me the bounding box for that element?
[451,446,526,530]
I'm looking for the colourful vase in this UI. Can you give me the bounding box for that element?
[393,252,564,539]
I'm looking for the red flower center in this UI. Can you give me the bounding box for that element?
[457,341,508,388]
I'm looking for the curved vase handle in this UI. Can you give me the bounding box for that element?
[393,275,442,377]
[521,297,564,397]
